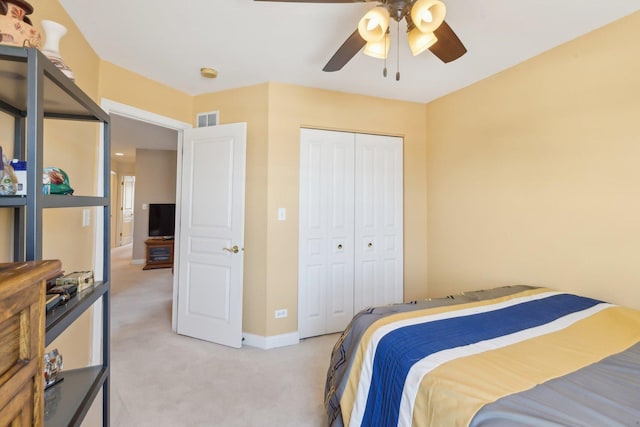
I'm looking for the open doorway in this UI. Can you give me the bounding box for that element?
[109,112,182,261]
[101,99,190,337]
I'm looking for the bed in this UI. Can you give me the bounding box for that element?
[325,285,640,426]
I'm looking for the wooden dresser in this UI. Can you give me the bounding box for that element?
[0,260,62,427]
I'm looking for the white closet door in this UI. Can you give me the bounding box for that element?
[354,133,403,313]
[299,129,355,338]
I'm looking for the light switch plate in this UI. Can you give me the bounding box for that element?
[82,209,90,227]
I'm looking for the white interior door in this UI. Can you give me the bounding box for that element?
[299,129,355,338]
[176,122,246,348]
[119,175,135,246]
[354,134,403,312]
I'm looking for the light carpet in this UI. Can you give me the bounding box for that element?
[110,244,338,426]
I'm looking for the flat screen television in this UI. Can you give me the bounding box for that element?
[148,203,176,238]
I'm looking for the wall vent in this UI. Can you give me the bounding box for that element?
[196,110,219,127]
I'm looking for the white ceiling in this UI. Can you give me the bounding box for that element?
[110,114,177,162]
[58,0,639,105]
[57,1,639,162]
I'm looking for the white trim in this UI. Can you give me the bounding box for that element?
[98,98,192,345]
[101,99,191,131]
[242,332,300,349]
[172,130,184,333]
[130,258,145,265]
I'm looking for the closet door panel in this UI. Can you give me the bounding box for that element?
[354,134,403,313]
[299,137,326,338]
[381,139,404,305]
[304,263,324,320]
[299,129,355,338]
[357,259,378,310]
[325,135,356,334]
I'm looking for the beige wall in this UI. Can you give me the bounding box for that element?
[195,83,428,336]
[31,0,101,100]
[98,61,192,125]
[426,12,640,309]
[132,149,177,260]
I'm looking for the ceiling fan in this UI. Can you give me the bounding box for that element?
[254,0,467,73]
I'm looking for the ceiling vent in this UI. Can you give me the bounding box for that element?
[197,111,219,128]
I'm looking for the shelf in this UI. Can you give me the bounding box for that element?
[0,45,110,426]
[44,366,109,427]
[0,45,108,121]
[0,196,26,207]
[1,194,107,209]
[45,281,109,346]
[42,195,109,209]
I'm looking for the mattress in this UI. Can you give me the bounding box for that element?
[325,286,640,426]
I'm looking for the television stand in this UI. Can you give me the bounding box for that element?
[143,238,174,270]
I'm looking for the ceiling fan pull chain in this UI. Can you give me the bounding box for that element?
[396,20,401,81]
[383,28,388,77]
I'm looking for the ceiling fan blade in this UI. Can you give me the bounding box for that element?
[429,21,467,63]
[323,29,366,72]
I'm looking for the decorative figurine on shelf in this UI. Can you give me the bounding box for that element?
[0,146,18,196]
[0,0,41,48]
[43,348,63,389]
[41,19,74,81]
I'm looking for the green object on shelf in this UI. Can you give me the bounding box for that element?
[44,167,74,195]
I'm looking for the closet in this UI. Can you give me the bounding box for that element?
[298,128,403,338]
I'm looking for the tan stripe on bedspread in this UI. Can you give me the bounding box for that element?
[411,306,640,427]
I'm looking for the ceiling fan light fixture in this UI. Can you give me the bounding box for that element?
[408,28,438,56]
[411,0,446,33]
[358,6,390,42]
[363,33,391,59]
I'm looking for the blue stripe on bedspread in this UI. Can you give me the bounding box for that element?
[361,293,602,427]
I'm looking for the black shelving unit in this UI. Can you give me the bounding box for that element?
[0,45,110,426]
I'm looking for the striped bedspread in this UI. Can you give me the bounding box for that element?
[325,286,640,427]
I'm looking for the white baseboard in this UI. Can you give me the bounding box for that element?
[242,332,300,349]
[131,259,145,265]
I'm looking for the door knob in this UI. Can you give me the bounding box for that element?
[368,242,373,248]
[223,245,239,254]
[337,244,343,250]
